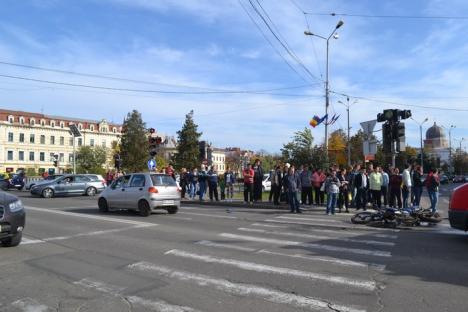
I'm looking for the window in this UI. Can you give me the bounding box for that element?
[8,115,14,123]
[30,118,35,126]
[78,124,83,130]
[40,119,45,126]
[69,154,74,163]
[19,151,24,161]
[113,127,117,133]
[50,136,55,145]
[8,132,13,142]
[130,175,146,187]
[59,153,64,162]
[50,121,55,127]
[69,137,74,146]
[112,176,131,188]
[40,152,45,162]
[19,133,25,143]
[30,134,35,143]
[75,176,90,183]
[60,122,64,128]
[78,138,82,146]
[40,135,45,144]
[7,151,13,161]
[151,175,177,186]
[60,136,64,145]
[102,140,106,147]
[90,125,94,131]
[19,117,24,125]
[90,139,95,146]
[29,152,35,161]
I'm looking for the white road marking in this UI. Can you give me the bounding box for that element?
[128,262,367,312]
[25,206,159,226]
[21,225,155,245]
[11,298,49,312]
[219,233,391,257]
[251,223,287,228]
[237,228,395,247]
[171,216,193,221]
[164,249,377,291]
[74,278,200,312]
[179,212,238,219]
[276,216,339,223]
[257,250,386,271]
[195,240,256,252]
[21,237,45,245]
[264,219,400,232]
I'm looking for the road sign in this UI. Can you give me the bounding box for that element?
[363,140,377,156]
[147,159,156,171]
[360,120,377,139]
[365,154,375,162]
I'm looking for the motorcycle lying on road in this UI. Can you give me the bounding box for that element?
[351,207,442,228]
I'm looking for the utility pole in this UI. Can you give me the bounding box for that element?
[338,97,357,167]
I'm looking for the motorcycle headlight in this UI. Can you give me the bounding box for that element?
[9,200,24,213]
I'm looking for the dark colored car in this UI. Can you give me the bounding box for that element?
[0,174,25,191]
[453,175,466,183]
[448,183,468,231]
[30,174,106,198]
[439,175,449,185]
[0,191,25,247]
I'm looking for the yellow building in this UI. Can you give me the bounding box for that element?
[0,109,121,175]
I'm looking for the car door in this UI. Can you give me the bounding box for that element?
[108,175,131,208]
[123,174,147,209]
[73,175,91,194]
[57,176,75,195]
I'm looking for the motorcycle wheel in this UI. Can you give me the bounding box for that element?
[420,212,443,223]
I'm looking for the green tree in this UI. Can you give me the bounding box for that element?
[120,110,148,173]
[453,151,468,175]
[349,130,366,165]
[76,146,108,174]
[281,128,329,168]
[174,110,202,170]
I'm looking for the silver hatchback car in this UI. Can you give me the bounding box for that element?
[98,173,181,216]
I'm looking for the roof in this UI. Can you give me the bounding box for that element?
[426,122,446,140]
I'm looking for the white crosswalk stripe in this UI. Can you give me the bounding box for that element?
[237,227,395,247]
[164,249,377,290]
[276,216,340,223]
[219,233,392,257]
[128,261,367,312]
[11,298,49,312]
[264,218,400,232]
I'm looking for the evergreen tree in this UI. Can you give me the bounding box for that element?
[120,110,148,173]
[174,110,202,169]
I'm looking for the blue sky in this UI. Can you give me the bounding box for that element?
[0,0,467,152]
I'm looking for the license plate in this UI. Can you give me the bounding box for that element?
[163,200,174,205]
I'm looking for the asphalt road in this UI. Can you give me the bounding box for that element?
[1,184,467,312]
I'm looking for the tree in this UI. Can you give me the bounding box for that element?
[453,151,468,175]
[120,110,148,173]
[76,146,108,174]
[155,155,168,172]
[281,128,314,166]
[256,150,282,172]
[349,130,366,165]
[174,110,202,170]
[328,129,347,167]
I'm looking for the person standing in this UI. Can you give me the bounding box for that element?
[252,159,264,202]
[198,166,207,201]
[325,170,341,215]
[243,164,254,204]
[354,167,368,210]
[337,168,349,213]
[224,167,235,202]
[207,167,219,202]
[286,166,301,213]
[369,166,383,209]
[412,165,424,208]
[381,167,390,208]
[190,168,198,199]
[165,164,176,180]
[300,166,313,206]
[425,169,440,213]
[402,164,412,208]
[389,168,403,208]
[180,168,188,199]
[271,165,283,206]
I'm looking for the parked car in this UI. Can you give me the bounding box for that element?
[439,175,449,184]
[0,174,25,191]
[0,191,25,247]
[25,174,64,190]
[98,173,180,217]
[30,174,106,198]
[448,183,468,231]
[453,175,466,183]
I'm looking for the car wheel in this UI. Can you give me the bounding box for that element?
[17,186,24,191]
[167,206,178,214]
[42,188,54,198]
[98,198,109,213]
[86,187,97,196]
[1,232,22,247]
[138,200,151,217]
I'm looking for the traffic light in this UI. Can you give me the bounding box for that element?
[377,109,399,122]
[382,122,392,153]
[393,122,405,139]
[53,154,59,167]
[399,110,412,120]
[148,128,162,158]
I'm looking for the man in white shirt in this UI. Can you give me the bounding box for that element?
[402,163,412,209]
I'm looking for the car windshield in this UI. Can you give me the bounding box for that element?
[151,175,177,186]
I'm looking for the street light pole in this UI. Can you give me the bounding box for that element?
[449,125,455,172]
[305,20,344,163]
[338,97,357,167]
[411,117,428,170]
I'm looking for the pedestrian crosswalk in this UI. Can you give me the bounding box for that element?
[13,206,400,312]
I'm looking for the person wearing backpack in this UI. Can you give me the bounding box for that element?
[425,169,440,213]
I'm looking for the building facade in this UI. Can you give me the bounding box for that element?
[423,122,450,164]
[0,109,121,175]
[211,148,226,172]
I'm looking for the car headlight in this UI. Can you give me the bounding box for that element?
[9,200,24,212]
